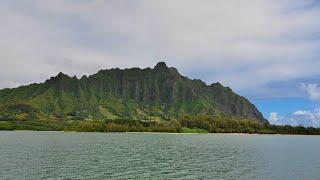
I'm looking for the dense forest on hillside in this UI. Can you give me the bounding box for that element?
[1,62,319,135]
[0,62,266,123]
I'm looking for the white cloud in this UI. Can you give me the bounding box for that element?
[1,0,320,96]
[301,83,320,101]
[292,108,320,127]
[293,110,311,116]
[268,112,281,125]
[268,108,320,127]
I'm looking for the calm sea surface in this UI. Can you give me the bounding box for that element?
[0,131,319,180]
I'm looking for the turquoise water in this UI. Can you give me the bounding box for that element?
[0,131,319,180]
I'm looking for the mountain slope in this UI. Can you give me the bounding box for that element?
[0,62,266,123]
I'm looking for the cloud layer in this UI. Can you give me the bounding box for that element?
[1,0,320,98]
[301,83,320,101]
[269,108,320,127]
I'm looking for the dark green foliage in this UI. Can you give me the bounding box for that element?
[0,103,39,121]
[179,115,320,135]
[1,116,319,135]
[180,114,265,133]
[0,120,64,131]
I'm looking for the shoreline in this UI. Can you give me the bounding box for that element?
[1,129,319,136]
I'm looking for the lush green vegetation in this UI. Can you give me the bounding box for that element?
[0,62,266,124]
[1,115,320,135]
[0,63,318,135]
[180,127,209,133]
[179,115,320,135]
[0,119,181,133]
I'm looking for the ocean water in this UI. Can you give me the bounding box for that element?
[0,131,319,180]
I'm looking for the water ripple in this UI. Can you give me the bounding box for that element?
[0,132,320,180]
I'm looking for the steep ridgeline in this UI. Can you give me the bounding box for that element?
[0,62,266,123]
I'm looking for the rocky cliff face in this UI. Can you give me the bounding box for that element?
[0,62,266,122]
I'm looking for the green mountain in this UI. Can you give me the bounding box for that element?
[0,62,266,123]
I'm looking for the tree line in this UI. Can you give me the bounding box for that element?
[1,114,320,135]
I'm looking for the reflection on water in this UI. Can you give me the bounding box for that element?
[0,131,319,180]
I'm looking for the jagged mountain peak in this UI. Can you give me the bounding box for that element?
[154,62,169,70]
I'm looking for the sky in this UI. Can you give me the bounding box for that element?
[1,0,320,127]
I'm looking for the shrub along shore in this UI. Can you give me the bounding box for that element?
[1,115,320,135]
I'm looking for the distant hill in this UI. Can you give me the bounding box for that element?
[0,62,267,123]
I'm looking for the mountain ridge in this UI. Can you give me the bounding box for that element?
[0,62,267,123]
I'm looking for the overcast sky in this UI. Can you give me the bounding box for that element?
[1,0,320,127]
